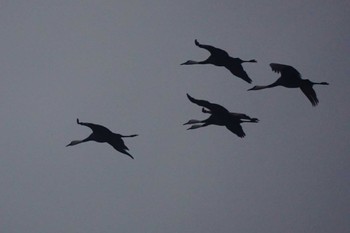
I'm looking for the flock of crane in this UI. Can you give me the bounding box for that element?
[67,39,329,159]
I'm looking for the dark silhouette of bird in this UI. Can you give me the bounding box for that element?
[184,94,258,138]
[66,119,138,159]
[181,39,257,83]
[248,63,329,106]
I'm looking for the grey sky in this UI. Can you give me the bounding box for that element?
[0,1,349,233]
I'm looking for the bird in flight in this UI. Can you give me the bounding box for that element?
[248,63,329,106]
[181,39,257,83]
[184,94,259,138]
[66,119,138,159]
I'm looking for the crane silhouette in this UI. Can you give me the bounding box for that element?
[181,39,257,83]
[66,119,138,159]
[248,63,329,106]
[184,94,258,138]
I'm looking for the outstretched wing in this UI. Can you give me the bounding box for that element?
[300,83,319,106]
[270,63,302,80]
[225,122,246,138]
[77,119,112,134]
[108,138,134,159]
[186,94,228,114]
[225,63,252,83]
[195,39,229,57]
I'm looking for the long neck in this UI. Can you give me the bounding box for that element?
[187,124,207,130]
[66,139,86,146]
[250,85,270,90]
[66,135,92,147]
[249,80,280,91]
[303,79,329,86]
[181,60,208,65]
[248,84,276,91]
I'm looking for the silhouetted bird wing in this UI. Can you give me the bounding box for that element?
[209,47,230,57]
[300,82,319,106]
[225,63,252,83]
[187,94,228,114]
[108,138,134,159]
[270,63,302,81]
[79,121,113,135]
[195,40,230,57]
[225,121,246,138]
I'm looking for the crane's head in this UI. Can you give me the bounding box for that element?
[66,140,82,147]
[181,60,199,65]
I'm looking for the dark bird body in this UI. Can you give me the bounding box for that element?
[184,94,258,138]
[181,39,257,83]
[248,63,329,106]
[66,119,137,159]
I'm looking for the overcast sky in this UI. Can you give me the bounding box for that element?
[0,1,349,233]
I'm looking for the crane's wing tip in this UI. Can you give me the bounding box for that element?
[311,101,319,106]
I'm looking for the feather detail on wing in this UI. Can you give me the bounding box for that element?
[270,63,301,78]
[186,94,228,113]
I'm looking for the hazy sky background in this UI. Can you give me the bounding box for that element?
[0,1,349,233]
